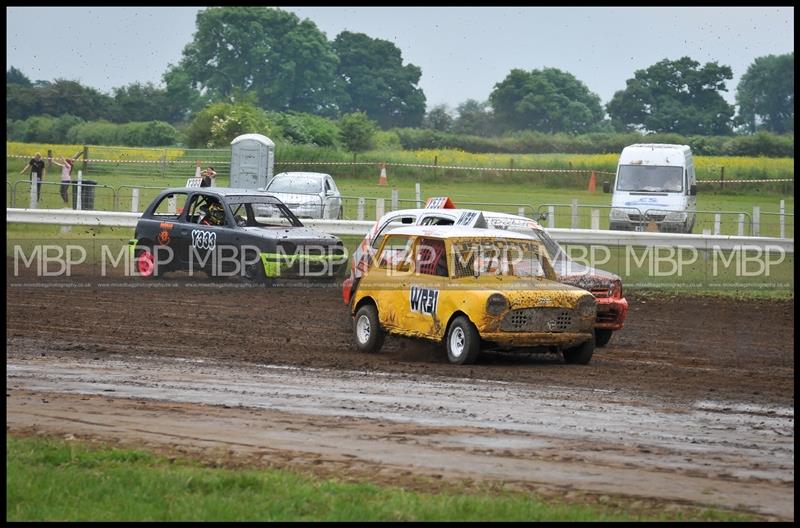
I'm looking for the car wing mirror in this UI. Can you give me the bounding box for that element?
[602,181,611,193]
[689,184,697,196]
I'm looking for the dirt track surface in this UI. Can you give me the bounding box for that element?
[6,271,795,520]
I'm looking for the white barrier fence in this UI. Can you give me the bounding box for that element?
[6,208,794,253]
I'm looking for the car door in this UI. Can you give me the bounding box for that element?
[323,176,340,219]
[404,237,449,339]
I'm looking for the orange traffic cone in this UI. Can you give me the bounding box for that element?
[587,170,597,192]
[378,163,388,186]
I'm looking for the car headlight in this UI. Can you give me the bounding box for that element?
[486,293,508,316]
[576,295,596,318]
[611,279,622,298]
[610,208,626,220]
[664,212,687,222]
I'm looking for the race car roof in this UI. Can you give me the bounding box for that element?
[162,187,277,197]
[383,225,539,241]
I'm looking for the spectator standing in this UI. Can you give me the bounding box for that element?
[52,156,74,205]
[200,166,217,187]
[20,152,46,201]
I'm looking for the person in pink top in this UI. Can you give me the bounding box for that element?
[52,156,74,205]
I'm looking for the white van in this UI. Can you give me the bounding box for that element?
[604,144,697,233]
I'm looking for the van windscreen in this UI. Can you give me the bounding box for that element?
[617,165,683,192]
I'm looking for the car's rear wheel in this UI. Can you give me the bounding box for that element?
[563,334,595,365]
[445,316,480,365]
[595,328,613,348]
[354,304,385,353]
[135,246,158,278]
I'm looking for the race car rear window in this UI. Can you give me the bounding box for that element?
[152,192,188,218]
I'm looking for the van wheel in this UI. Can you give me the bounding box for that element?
[563,334,595,364]
[595,329,613,348]
[354,304,385,353]
[445,316,480,365]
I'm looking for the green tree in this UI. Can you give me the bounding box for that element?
[36,79,116,121]
[490,68,604,134]
[333,31,426,128]
[176,7,343,116]
[452,99,497,136]
[606,57,735,135]
[272,111,341,148]
[113,82,175,123]
[6,83,39,120]
[339,112,377,152]
[735,53,794,134]
[423,104,454,132]
[184,101,282,148]
[7,66,32,86]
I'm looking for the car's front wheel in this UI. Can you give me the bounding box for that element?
[445,316,480,365]
[595,328,613,348]
[354,304,385,353]
[563,334,595,364]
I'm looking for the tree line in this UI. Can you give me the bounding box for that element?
[6,7,794,151]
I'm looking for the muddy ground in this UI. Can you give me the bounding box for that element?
[5,268,795,520]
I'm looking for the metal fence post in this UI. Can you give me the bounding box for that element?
[391,188,398,211]
[168,195,176,215]
[752,206,760,237]
[548,206,555,228]
[28,179,37,209]
[779,200,785,239]
[76,170,83,211]
[713,213,721,235]
[518,206,526,217]
[415,182,421,208]
[357,197,365,221]
[738,214,745,236]
[571,199,578,229]
[132,188,140,213]
[591,209,600,230]
[375,198,385,220]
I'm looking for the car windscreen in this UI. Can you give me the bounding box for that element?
[267,176,322,194]
[616,165,683,192]
[451,239,548,279]
[228,196,302,227]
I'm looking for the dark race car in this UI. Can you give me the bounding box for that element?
[129,187,347,281]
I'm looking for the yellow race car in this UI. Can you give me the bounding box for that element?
[350,226,597,365]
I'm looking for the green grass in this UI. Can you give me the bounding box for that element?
[6,435,755,522]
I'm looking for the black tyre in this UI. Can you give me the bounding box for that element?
[595,328,613,348]
[354,304,385,353]
[445,316,480,365]
[244,251,267,283]
[563,334,595,365]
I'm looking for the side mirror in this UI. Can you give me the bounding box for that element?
[325,189,335,197]
[602,181,611,193]
[689,184,697,196]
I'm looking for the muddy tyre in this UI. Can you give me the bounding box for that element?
[595,329,613,348]
[445,316,480,365]
[563,334,595,365]
[134,245,160,278]
[354,304,385,354]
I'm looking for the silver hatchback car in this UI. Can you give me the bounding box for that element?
[262,172,343,219]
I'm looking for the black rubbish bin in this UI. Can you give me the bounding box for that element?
[72,180,97,210]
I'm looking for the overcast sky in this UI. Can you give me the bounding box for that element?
[6,6,794,111]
